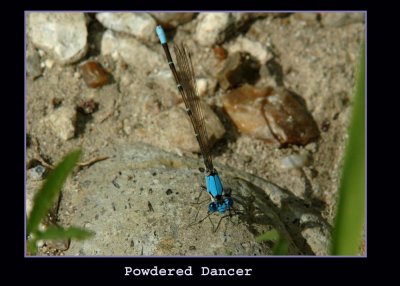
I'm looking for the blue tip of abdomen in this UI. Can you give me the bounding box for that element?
[156,25,167,44]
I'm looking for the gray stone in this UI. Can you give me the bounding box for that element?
[96,12,157,43]
[28,12,88,64]
[101,30,163,74]
[26,46,42,79]
[58,143,330,256]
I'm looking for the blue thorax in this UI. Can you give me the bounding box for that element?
[205,171,233,214]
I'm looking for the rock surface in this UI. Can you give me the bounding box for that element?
[57,143,330,256]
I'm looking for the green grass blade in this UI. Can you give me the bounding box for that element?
[27,150,82,234]
[331,40,365,255]
[36,226,94,241]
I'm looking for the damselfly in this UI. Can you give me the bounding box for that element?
[156,25,233,215]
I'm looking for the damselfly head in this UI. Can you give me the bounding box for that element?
[206,168,218,176]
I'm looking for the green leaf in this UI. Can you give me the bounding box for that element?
[27,239,38,255]
[256,229,280,242]
[331,40,365,255]
[36,226,94,241]
[256,229,288,255]
[272,239,289,255]
[27,150,82,234]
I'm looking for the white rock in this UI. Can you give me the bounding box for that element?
[195,13,230,46]
[28,13,88,64]
[305,142,317,153]
[96,12,157,42]
[101,30,163,74]
[45,107,77,141]
[228,36,270,65]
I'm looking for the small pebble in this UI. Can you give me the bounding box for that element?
[45,59,54,69]
[280,154,309,169]
[80,61,110,88]
[213,45,228,60]
[37,240,45,248]
[321,119,330,132]
[45,239,70,251]
[196,78,208,97]
[263,88,320,146]
[123,119,132,135]
[305,142,317,153]
[28,165,47,180]
[38,49,45,57]
[44,107,77,141]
